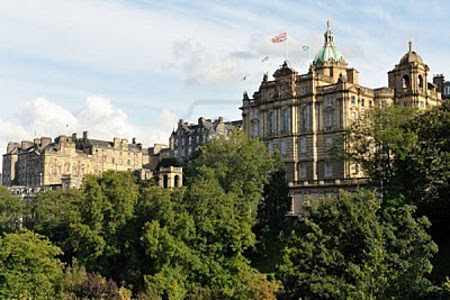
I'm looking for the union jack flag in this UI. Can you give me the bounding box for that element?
[272,32,287,43]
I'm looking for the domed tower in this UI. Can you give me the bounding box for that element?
[312,21,356,83]
[388,41,430,107]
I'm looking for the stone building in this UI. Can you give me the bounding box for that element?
[169,117,242,160]
[433,74,450,100]
[2,131,150,189]
[241,21,442,215]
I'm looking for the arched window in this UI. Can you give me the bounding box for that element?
[418,75,424,88]
[163,175,169,189]
[402,75,410,89]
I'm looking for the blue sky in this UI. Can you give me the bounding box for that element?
[0,0,449,154]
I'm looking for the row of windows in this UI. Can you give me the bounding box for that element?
[176,134,209,147]
[297,163,333,179]
[267,137,333,156]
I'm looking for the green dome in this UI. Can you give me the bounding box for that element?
[313,21,346,66]
[314,45,344,65]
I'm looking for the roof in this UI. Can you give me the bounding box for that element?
[313,21,346,66]
[399,41,423,65]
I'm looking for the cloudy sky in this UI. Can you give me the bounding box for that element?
[0,0,449,159]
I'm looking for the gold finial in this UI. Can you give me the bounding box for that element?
[408,39,412,52]
[327,20,332,30]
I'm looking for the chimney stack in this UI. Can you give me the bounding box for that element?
[83,131,88,140]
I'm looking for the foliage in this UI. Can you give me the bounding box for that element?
[59,264,129,300]
[0,230,64,299]
[277,190,438,299]
[343,105,417,199]
[68,171,139,283]
[0,186,25,234]
[28,189,83,261]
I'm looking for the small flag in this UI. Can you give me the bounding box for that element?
[261,56,269,62]
[302,45,310,51]
[272,32,287,43]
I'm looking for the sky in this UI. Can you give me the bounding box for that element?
[0,0,449,161]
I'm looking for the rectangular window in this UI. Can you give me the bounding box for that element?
[267,143,273,153]
[282,108,289,132]
[300,137,307,153]
[281,140,288,156]
[361,99,365,107]
[302,107,310,130]
[252,122,259,137]
[326,97,333,107]
[326,112,333,127]
[299,164,307,178]
[325,137,333,150]
[269,111,276,134]
[351,111,356,123]
[351,96,356,105]
[325,163,333,177]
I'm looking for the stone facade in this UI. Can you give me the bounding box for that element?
[241,22,442,215]
[169,117,242,160]
[2,131,152,189]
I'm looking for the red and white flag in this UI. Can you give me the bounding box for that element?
[272,32,287,43]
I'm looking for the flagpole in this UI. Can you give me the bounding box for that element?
[286,31,289,63]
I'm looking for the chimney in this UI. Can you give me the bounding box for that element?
[7,142,19,153]
[218,116,224,123]
[198,117,205,125]
[83,131,88,140]
[21,140,33,149]
[72,133,77,141]
[433,74,445,92]
[113,137,120,148]
[41,137,52,148]
[34,138,41,146]
[132,137,136,144]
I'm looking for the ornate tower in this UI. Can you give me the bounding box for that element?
[388,41,430,107]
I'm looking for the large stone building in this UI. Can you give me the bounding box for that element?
[2,131,159,189]
[169,117,242,160]
[241,21,442,215]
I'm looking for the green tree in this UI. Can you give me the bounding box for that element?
[0,187,25,234]
[343,105,417,200]
[69,171,139,283]
[0,230,64,299]
[277,190,437,299]
[140,131,280,298]
[27,189,83,262]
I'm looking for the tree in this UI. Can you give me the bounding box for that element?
[68,171,139,283]
[343,105,417,200]
[277,190,438,299]
[0,230,64,299]
[0,187,25,234]
[27,189,83,262]
[140,131,280,298]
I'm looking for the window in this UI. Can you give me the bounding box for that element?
[269,111,276,134]
[281,140,288,156]
[182,139,185,146]
[282,108,289,132]
[351,96,356,105]
[300,137,307,153]
[252,122,259,137]
[355,163,360,174]
[299,164,307,178]
[402,75,410,89]
[326,111,333,128]
[267,143,273,153]
[301,87,307,95]
[418,75,424,88]
[381,100,386,108]
[326,97,333,107]
[445,86,450,95]
[253,110,260,119]
[369,100,373,107]
[361,99,365,107]
[49,166,53,174]
[302,106,310,130]
[325,163,333,177]
[174,149,178,157]
[325,137,333,150]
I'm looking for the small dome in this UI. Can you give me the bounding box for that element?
[314,45,344,65]
[399,40,423,65]
[313,21,346,66]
